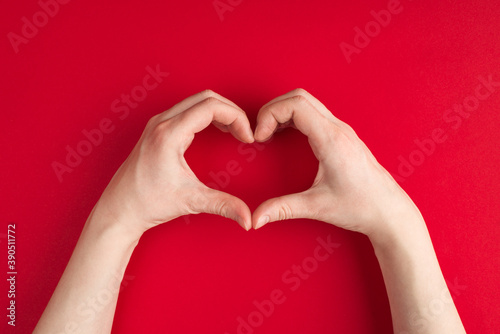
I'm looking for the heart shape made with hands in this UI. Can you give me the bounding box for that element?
[171,89,349,233]
[106,88,394,247]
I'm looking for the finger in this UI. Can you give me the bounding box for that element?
[212,120,230,133]
[260,88,343,124]
[252,189,318,229]
[158,90,246,122]
[174,97,254,144]
[190,186,252,231]
[254,95,337,155]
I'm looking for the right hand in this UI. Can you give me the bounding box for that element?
[252,89,424,242]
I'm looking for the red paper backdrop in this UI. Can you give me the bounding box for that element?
[1,0,499,333]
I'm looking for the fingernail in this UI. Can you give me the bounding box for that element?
[255,216,270,229]
[246,129,255,143]
[253,127,263,142]
[237,217,250,231]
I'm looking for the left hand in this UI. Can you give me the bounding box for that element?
[94,90,255,236]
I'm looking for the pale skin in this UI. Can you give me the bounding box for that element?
[34,89,466,334]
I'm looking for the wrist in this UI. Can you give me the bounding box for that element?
[87,200,144,247]
[368,211,430,255]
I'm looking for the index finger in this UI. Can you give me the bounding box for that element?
[157,89,245,122]
[254,94,340,153]
[172,96,255,145]
[260,88,344,125]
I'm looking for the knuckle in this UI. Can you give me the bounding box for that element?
[150,120,174,143]
[276,199,293,221]
[214,200,229,218]
[318,125,353,158]
[201,96,220,106]
[200,90,223,103]
[200,89,216,98]
[156,119,174,133]
[292,88,309,96]
[146,114,159,127]
[340,122,358,138]
[324,124,343,143]
[292,88,313,104]
[290,94,307,105]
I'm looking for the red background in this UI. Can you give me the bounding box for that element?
[1,0,499,333]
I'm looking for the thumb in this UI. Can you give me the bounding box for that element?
[252,190,316,229]
[189,186,252,231]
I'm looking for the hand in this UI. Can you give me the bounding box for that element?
[252,89,423,241]
[95,90,255,236]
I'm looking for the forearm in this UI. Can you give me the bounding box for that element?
[34,204,141,334]
[370,214,465,334]
[34,91,254,333]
